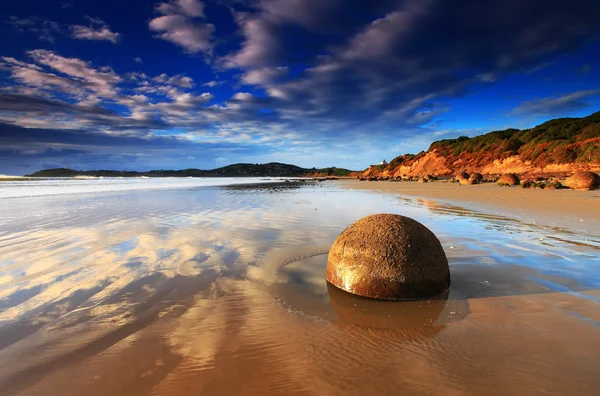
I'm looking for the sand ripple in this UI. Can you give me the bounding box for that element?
[0,181,599,395]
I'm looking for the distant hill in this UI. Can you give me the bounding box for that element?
[360,110,600,178]
[26,163,356,178]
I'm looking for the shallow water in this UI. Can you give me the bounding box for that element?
[0,176,293,199]
[0,179,599,395]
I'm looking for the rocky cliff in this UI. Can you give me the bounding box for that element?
[360,111,600,179]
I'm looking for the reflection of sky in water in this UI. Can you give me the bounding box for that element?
[0,180,599,396]
[0,180,599,328]
[0,177,291,199]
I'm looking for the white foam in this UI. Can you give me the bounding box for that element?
[0,177,289,199]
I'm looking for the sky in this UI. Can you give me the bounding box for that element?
[1,0,599,175]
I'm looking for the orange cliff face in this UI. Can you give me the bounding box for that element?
[357,112,600,179]
[358,150,600,180]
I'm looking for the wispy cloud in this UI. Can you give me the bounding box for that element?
[7,16,62,42]
[203,80,222,87]
[2,0,600,173]
[511,90,600,117]
[8,15,121,44]
[149,0,214,55]
[70,17,121,43]
[153,73,194,88]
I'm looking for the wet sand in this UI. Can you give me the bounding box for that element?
[339,179,600,235]
[0,180,599,395]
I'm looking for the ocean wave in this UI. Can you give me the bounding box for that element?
[0,177,290,199]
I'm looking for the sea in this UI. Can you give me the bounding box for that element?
[0,177,599,395]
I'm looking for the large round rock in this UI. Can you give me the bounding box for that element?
[565,171,600,190]
[498,173,520,186]
[326,214,450,300]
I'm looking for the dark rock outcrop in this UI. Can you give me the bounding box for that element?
[456,172,470,183]
[469,173,483,184]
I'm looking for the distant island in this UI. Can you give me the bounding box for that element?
[26,163,356,178]
[360,110,600,179]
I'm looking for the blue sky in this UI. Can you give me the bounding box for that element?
[1,0,599,174]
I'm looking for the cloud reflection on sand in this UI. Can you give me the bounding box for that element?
[0,181,599,395]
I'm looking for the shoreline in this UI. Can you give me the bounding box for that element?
[337,179,600,235]
[1,176,599,395]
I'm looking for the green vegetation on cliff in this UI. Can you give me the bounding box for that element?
[361,110,600,178]
[428,111,600,167]
[313,167,354,177]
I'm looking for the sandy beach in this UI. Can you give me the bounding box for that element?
[339,179,600,235]
[0,178,599,396]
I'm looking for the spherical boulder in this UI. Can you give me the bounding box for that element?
[418,177,428,183]
[498,173,520,186]
[565,171,600,190]
[326,214,450,300]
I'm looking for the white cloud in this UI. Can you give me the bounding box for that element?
[176,0,205,17]
[84,16,106,25]
[149,0,214,55]
[241,66,288,85]
[134,57,143,63]
[232,92,254,101]
[126,71,149,81]
[70,24,121,43]
[172,92,213,106]
[1,50,256,138]
[8,49,121,98]
[153,73,194,88]
[27,50,121,98]
[5,66,79,95]
[341,9,425,61]
[9,15,121,44]
[156,0,205,17]
[1,57,42,70]
[223,15,282,68]
[203,80,222,87]
[117,94,150,107]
